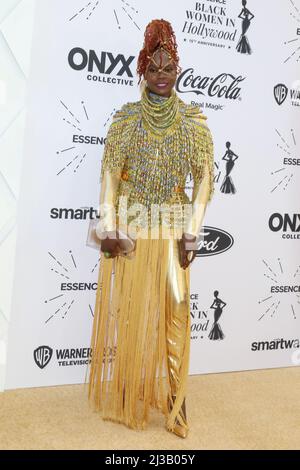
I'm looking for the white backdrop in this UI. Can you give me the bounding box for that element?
[5,0,300,389]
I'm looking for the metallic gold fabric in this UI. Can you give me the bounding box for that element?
[87,88,215,434]
[85,225,190,433]
[96,168,121,235]
[184,160,212,238]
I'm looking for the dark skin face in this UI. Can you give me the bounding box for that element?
[100,49,197,268]
[144,48,177,98]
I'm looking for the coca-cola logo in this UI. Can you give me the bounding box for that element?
[176,69,244,99]
[196,226,234,256]
[274,84,288,105]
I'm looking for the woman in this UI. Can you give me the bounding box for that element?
[220,141,238,194]
[86,19,215,438]
[236,0,255,54]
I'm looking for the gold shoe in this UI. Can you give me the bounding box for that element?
[166,395,189,439]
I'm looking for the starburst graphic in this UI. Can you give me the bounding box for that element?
[68,0,140,30]
[56,99,116,176]
[44,249,101,323]
[283,0,300,64]
[270,127,298,193]
[258,257,300,321]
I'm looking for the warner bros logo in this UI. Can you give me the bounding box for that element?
[274,83,288,105]
[33,346,53,369]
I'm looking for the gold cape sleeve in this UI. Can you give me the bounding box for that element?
[184,108,215,239]
[95,107,129,238]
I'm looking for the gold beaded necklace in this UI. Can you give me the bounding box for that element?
[141,86,181,137]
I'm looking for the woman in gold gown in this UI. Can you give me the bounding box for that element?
[86,19,215,439]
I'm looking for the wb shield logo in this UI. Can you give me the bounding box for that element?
[34,346,53,369]
[274,84,288,105]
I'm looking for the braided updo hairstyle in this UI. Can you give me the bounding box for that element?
[137,19,181,85]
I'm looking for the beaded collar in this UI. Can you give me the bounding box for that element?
[141,86,181,137]
[148,90,169,103]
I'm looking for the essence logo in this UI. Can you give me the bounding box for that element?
[270,127,299,195]
[258,257,300,322]
[274,84,288,105]
[33,346,53,369]
[68,48,135,86]
[44,248,99,324]
[56,98,113,177]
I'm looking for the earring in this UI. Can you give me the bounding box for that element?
[139,77,147,94]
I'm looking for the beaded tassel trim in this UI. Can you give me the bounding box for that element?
[100,97,215,212]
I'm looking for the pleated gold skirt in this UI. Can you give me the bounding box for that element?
[84,225,191,433]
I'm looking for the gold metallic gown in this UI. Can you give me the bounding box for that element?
[85,92,214,434]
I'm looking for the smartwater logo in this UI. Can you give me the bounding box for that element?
[251,337,300,351]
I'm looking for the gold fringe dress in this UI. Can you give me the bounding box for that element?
[85,88,214,434]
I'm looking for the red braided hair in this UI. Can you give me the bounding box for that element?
[137,19,181,84]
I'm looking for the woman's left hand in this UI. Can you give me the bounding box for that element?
[178,233,198,269]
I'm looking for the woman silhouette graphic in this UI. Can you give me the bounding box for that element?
[236,0,255,54]
[208,290,226,341]
[220,141,238,194]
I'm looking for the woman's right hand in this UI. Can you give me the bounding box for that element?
[100,231,120,258]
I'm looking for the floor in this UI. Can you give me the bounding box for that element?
[1,366,299,450]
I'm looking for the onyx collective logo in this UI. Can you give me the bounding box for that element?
[268,213,300,240]
[68,48,135,86]
[258,257,300,321]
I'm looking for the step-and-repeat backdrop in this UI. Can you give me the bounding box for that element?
[5,0,300,389]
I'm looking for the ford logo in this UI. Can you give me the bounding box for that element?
[196,226,234,256]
